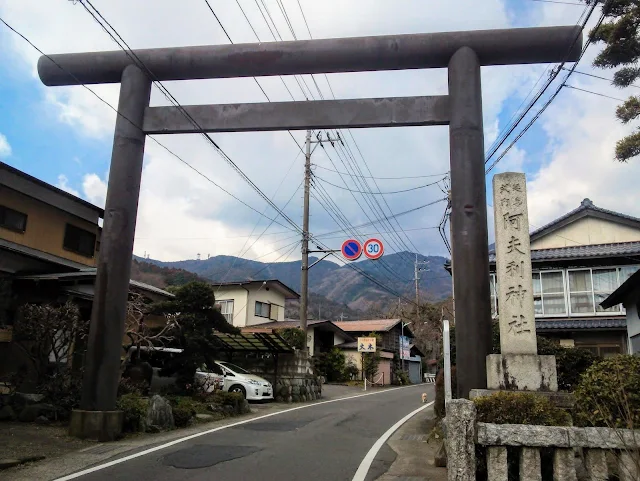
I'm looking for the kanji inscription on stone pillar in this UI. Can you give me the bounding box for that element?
[493,172,537,354]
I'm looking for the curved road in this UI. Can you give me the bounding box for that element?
[60,384,433,481]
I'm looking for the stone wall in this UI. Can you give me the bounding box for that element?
[228,351,321,403]
[446,399,640,481]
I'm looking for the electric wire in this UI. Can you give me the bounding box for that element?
[313,174,447,195]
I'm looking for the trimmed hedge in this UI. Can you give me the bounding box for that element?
[574,355,640,429]
[474,391,571,426]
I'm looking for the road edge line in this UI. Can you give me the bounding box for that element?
[54,384,423,480]
[351,400,435,481]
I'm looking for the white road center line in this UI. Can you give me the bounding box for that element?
[351,401,435,481]
[54,384,424,481]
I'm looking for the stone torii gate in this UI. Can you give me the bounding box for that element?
[38,26,581,439]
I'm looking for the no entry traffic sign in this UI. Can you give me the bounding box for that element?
[341,239,362,261]
[363,238,384,260]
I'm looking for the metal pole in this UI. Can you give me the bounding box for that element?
[80,65,151,411]
[443,319,452,404]
[448,47,492,399]
[299,130,311,346]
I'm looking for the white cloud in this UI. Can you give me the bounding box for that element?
[56,174,80,197]
[0,133,11,158]
[5,0,614,263]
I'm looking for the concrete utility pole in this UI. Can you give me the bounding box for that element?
[300,130,312,342]
[414,254,429,319]
[300,131,341,342]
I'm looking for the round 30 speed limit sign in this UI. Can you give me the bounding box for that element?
[363,238,384,260]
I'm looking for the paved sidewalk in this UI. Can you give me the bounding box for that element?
[374,397,447,481]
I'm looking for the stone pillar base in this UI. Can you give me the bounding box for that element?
[469,389,574,409]
[69,409,123,442]
[486,354,558,392]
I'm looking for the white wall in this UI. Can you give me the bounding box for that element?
[215,287,248,327]
[531,217,640,250]
[624,292,640,354]
[307,328,315,356]
[246,285,287,326]
[334,331,351,346]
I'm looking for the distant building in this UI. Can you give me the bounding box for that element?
[334,318,420,385]
[0,162,173,385]
[242,319,354,356]
[485,198,640,356]
[1,161,103,272]
[210,280,300,328]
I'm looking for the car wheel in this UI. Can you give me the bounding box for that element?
[229,385,246,398]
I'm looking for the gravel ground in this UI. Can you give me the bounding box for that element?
[0,422,94,466]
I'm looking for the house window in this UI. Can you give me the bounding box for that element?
[269,304,279,321]
[0,205,28,233]
[593,269,619,313]
[63,224,96,258]
[569,269,595,314]
[217,300,234,323]
[255,301,270,318]
[580,344,622,358]
[532,271,566,317]
[568,267,629,316]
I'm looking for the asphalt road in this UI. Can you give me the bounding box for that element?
[64,384,433,481]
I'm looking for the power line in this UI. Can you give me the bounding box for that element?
[565,84,625,101]
[77,0,305,235]
[314,164,449,180]
[563,67,640,89]
[313,174,446,195]
[485,1,596,168]
[316,197,449,238]
[0,15,300,236]
[485,2,608,174]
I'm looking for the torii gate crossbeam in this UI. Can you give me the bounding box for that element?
[38,25,581,440]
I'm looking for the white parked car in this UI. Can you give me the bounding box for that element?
[195,361,274,401]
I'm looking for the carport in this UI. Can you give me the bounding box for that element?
[210,331,294,387]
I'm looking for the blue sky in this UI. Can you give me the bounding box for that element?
[1,0,639,263]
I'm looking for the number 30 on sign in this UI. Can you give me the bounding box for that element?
[363,238,384,260]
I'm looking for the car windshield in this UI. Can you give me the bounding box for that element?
[218,362,250,374]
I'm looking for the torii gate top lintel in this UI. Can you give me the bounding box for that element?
[38,25,581,86]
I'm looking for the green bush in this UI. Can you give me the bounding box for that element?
[393,370,410,386]
[276,328,306,350]
[474,391,571,426]
[343,360,359,381]
[211,391,244,408]
[168,397,199,428]
[574,355,640,429]
[555,348,600,392]
[314,348,347,382]
[434,366,457,418]
[116,393,149,432]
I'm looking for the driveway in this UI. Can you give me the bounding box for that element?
[33,384,434,481]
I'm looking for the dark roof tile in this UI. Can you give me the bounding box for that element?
[489,241,640,263]
[535,318,627,330]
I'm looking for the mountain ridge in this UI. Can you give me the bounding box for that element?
[135,251,451,311]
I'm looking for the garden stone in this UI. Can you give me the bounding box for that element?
[0,405,15,421]
[145,395,174,431]
[15,393,44,404]
[19,403,57,422]
[195,413,215,421]
[35,415,50,425]
[146,424,161,433]
[240,400,250,414]
[291,386,300,395]
[207,403,224,414]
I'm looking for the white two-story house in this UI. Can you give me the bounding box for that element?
[489,199,640,356]
[211,280,300,328]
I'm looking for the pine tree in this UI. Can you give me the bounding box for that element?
[587,0,640,161]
